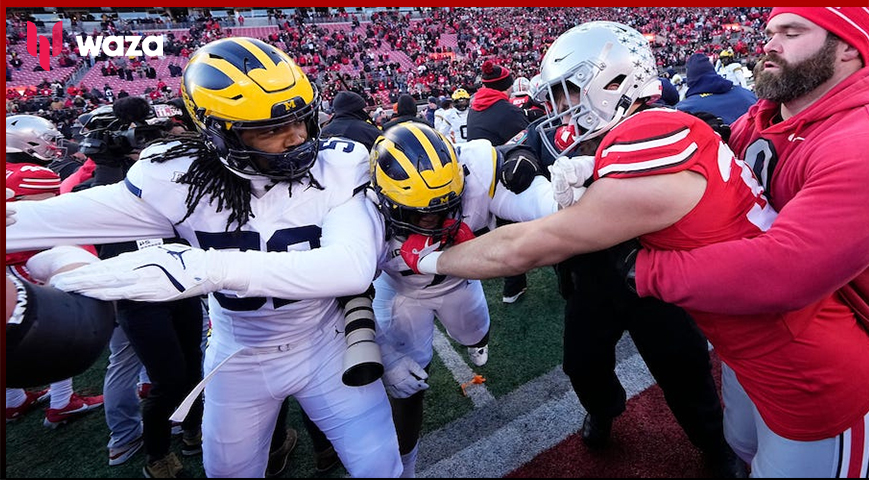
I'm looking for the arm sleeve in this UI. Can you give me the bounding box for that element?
[6,277,115,388]
[7,181,177,253]
[232,193,385,299]
[636,146,869,314]
[434,112,451,137]
[490,175,557,221]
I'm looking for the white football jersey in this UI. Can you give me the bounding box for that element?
[8,137,384,348]
[718,62,748,89]
[433,107,452,139]
[445,108,469,144]
[375,139,556,299]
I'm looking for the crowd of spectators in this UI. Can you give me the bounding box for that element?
[7,6,773,130]
[255,7,771,112]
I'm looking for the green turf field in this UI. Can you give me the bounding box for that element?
[4,267,566,478]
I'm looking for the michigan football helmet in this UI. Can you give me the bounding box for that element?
[370,123,464,238]
[534,21,662,159]
[452,88,471,112]
[6,115,65,162]
[181,37,321,181]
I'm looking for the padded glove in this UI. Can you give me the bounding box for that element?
[548,155,595,209]
[607,238,641,295]
[50,243,245,302]
[383,355,429,399]
[25,246,100,284]
[499,145,541,194]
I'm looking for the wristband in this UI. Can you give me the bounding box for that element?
[417,251,442,275]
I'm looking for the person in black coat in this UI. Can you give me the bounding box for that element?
[381,94,430,131]
[466,60,532,304]
[320,91,383,150]
[467,60,528,146]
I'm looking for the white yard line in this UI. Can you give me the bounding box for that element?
[422,334,714,477]
[432,328,495,408]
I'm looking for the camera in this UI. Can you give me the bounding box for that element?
[339,287,384,386]
[78,97,181,157]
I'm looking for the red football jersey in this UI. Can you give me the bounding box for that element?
[595,108,867,440]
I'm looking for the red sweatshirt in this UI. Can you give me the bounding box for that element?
[637,67,869,324]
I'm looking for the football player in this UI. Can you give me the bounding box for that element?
[402,20,869,477]
[368,122,557,476]
[443,88,471,144]
[509,77,546,123]
[7,38,401,478]
[5,118,106,424]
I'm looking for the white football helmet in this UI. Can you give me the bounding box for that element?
[534,21,662,159]
[528,74,544,99]
[6,115,65,162]
[511,76,531,97]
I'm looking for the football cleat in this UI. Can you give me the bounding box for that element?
[468,345,489,367]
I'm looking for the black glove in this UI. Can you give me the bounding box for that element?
[497,145,541,194]
[606,238,641,295]
[689,111,731,144]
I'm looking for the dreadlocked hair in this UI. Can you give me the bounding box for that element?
[145,133,327,232]
[147,133,254,232]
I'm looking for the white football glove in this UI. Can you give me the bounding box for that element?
[548,155,596,209]
[382,355,429,399]
[50,243,244,302]
[6,188,16,226]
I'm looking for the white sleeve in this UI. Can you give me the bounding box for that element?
[489,175,558,222]
[234,193,386,299]
[7,181,178,253]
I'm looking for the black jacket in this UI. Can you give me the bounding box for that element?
[381,115,431,132]
[321,90,384,150]
[467,97,528,146]
[321,114,382,151]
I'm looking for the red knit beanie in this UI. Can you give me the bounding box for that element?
[481,60,514,92]
[770,7,869,62]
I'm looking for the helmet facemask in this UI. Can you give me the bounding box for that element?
[6,115,66,162]
[370,123,465,239]
[29,129,66,161]
[533,21,662,160]
[205,89,322,182]
[377,191,464,239]
[535,61,636,160]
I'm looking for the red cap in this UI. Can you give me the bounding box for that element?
[6,163,61,200]
[770,8,869,62]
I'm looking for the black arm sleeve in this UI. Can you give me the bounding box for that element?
[6,280,115,388]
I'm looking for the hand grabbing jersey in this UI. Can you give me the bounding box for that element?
[400,219,475,275]
[548,155,596,209]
